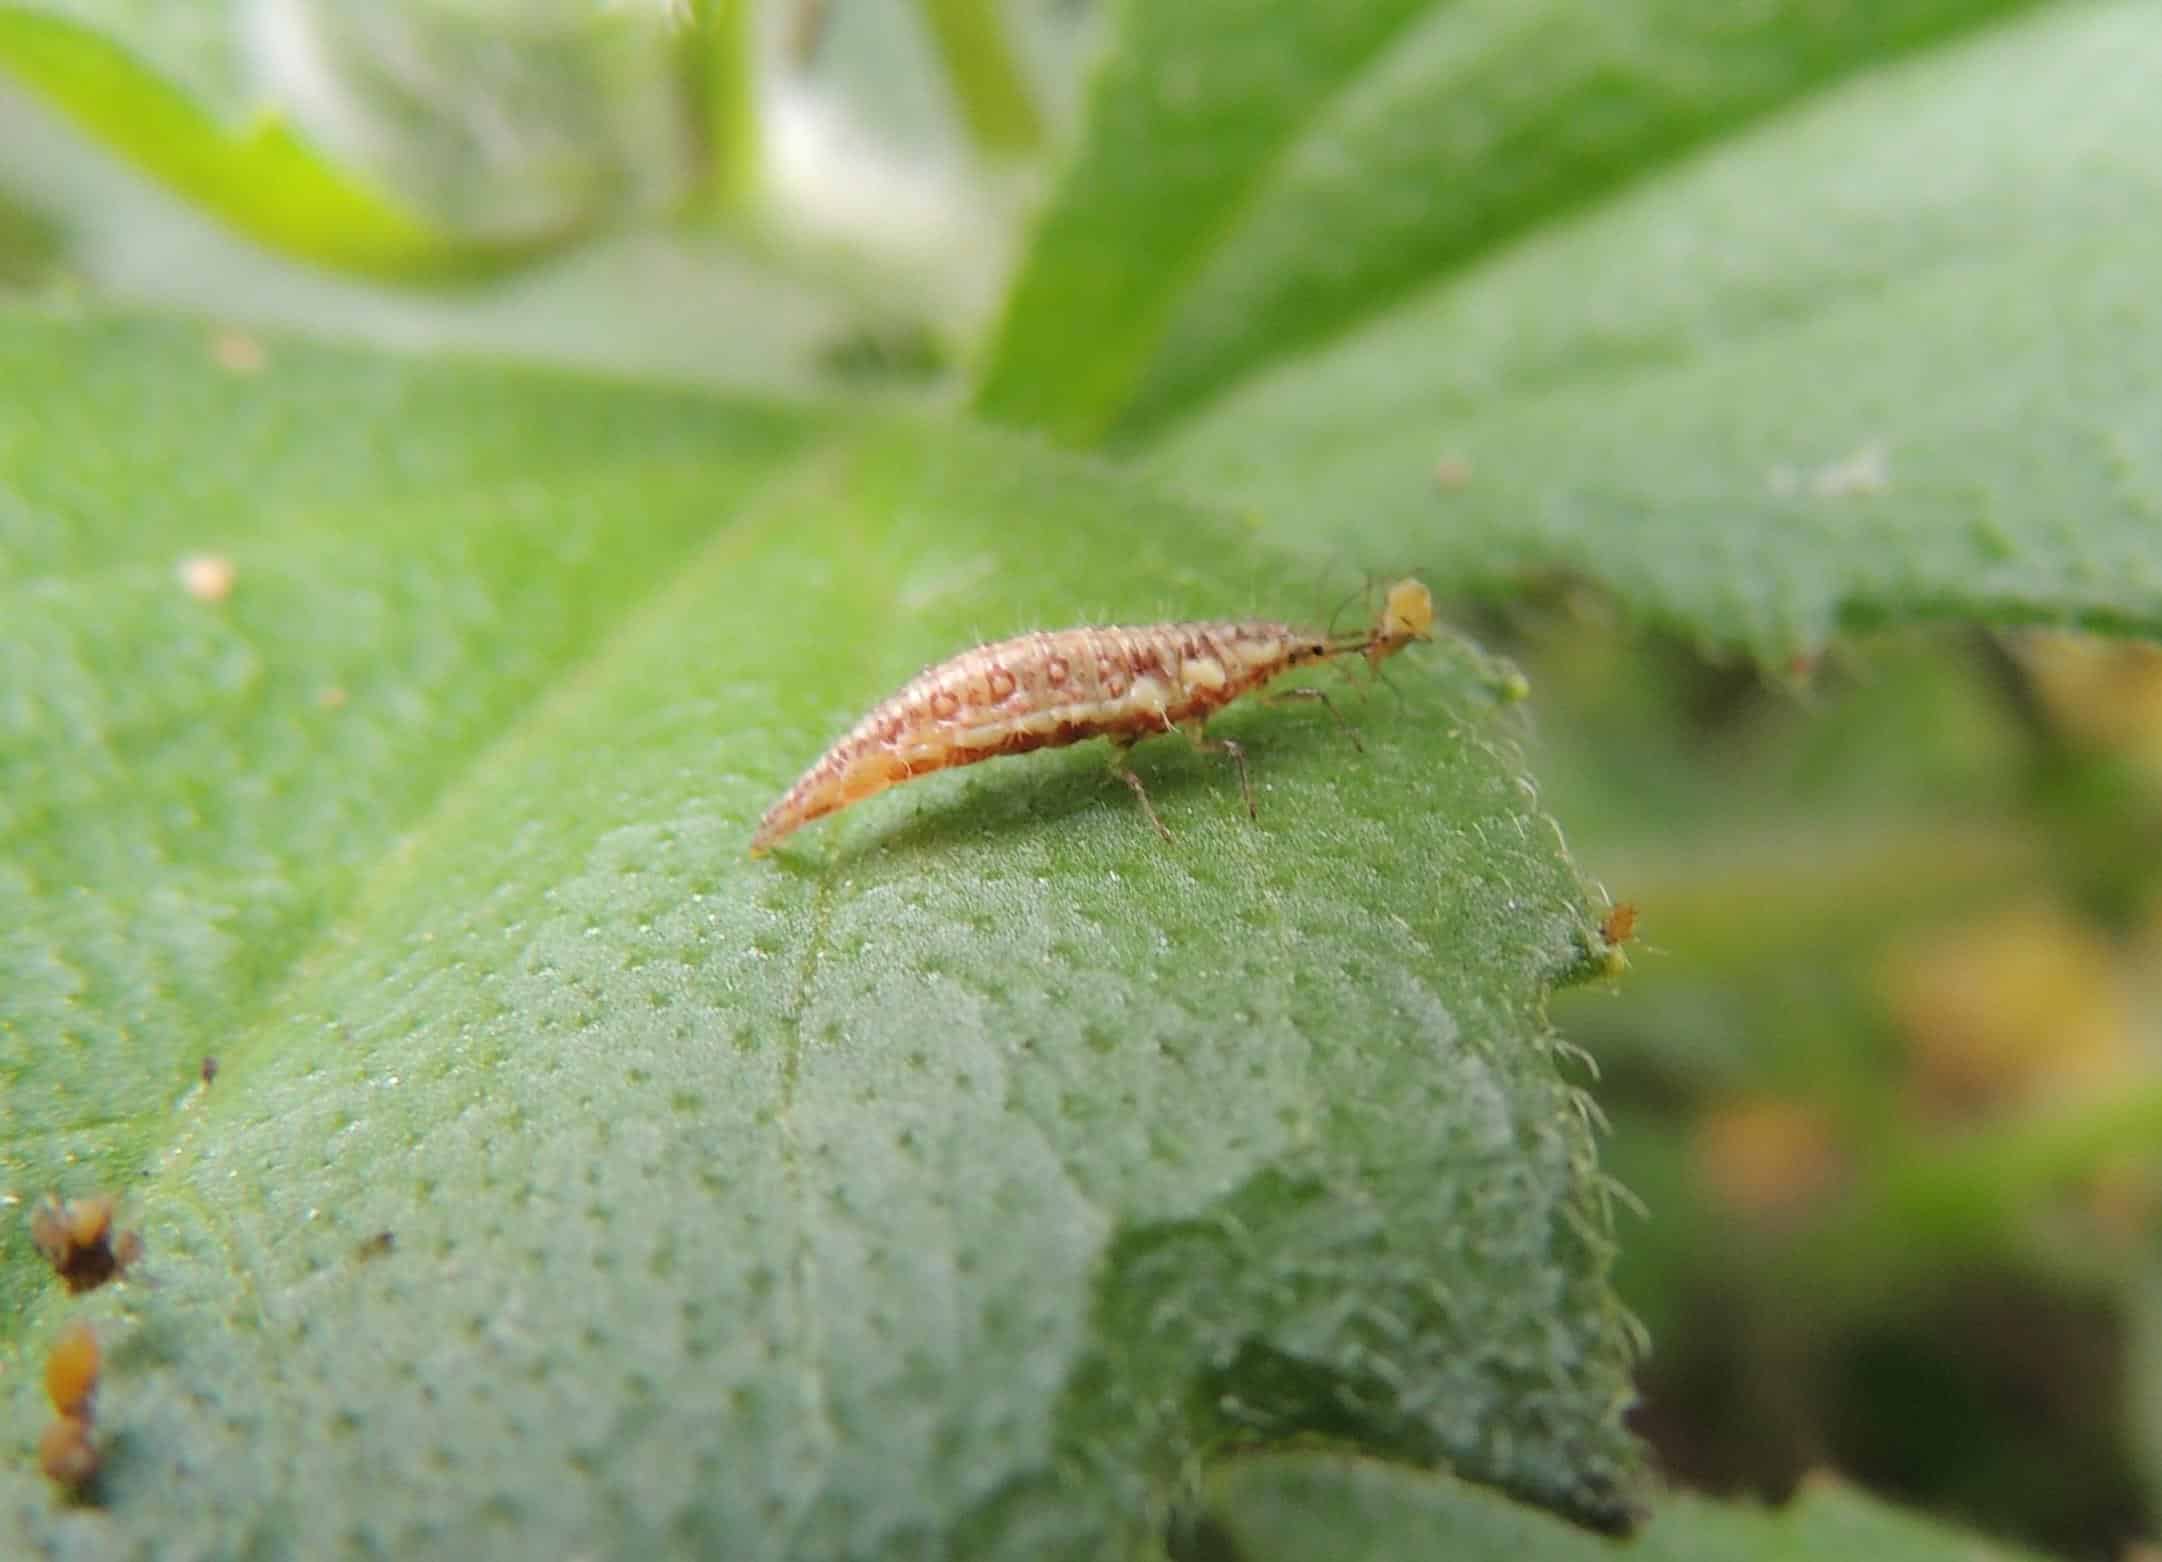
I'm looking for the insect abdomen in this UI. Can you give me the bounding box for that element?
[750,618,1317,853]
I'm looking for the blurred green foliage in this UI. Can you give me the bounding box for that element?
[1527,611,2162,1557]
[0,186,56,283]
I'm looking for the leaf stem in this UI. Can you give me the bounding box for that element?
[688,0,761,216]
[917,0,1042,158]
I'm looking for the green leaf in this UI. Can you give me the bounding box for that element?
[0,303,818,1320]
[977,0,1436,443]
[0,7,506,274]
[3,309,1638,1555]
[918,0,1045,157]
[1197,1453,2057,1562]
[985,0,2162,660]
[687,0,760,215]
[976,0,2036,445]
[1151,0,2162,660]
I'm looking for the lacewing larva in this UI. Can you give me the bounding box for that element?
[750,578,1436,855]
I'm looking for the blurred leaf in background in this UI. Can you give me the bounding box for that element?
[0,0,1035,388]
[0,184,57,284]
[1130,1,2162,656]
[1524,611,2162,1557]
[0,3,472,272]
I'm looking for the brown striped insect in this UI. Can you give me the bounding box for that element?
[750,578,1436,855]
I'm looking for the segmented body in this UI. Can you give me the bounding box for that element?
[750,579,1434,855]
[749,622,1307,853]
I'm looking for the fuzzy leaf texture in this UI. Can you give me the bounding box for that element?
[0,311,1638,1560]
[984,0,2162,659]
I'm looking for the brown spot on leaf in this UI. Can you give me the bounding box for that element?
[30,1194,143,1294]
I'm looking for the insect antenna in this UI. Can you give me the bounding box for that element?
[1322,577,1393,665]
[1318,569,1372,643]
[1304,539,1363,617]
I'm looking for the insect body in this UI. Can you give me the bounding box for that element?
[750,578,1435,855]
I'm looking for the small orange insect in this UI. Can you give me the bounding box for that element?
[38,1415,99,1493]
[44,1320,101,1420]
[752,578,1436,854]
[38,1320,103,1496]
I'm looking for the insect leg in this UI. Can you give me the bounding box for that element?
[1180,722,1255,821]
[1262,685,1363,752]
[1108,743,1175,844]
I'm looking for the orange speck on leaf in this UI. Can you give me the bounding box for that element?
[211,329,266,374]
[44,1320,100,1417]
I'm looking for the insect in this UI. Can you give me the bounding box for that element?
[38,1320,102,1496]
[29,1193,144,1295]
[751,577,1436,855]
[43,1320,100,1420]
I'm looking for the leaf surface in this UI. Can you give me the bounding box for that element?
[984,0,2162,658]
[976,0,2039,445]
[1200,1454,2055,1562]
[2,309,1637,1558]
[1153,1,2162,657]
